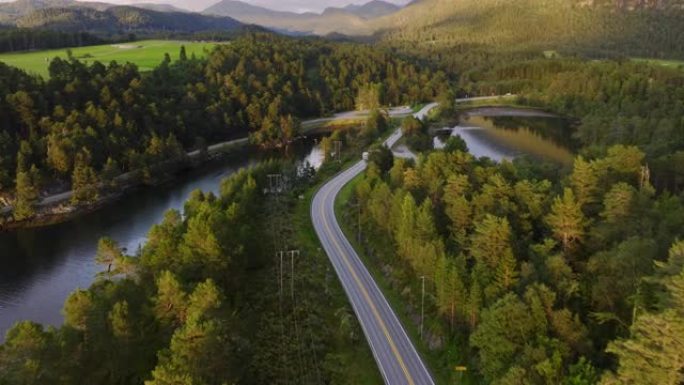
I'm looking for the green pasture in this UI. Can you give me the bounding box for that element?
[0,39,220,77]
[632,57,684,69]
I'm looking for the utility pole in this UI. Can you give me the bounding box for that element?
[288,250,300,301]
[268,174,282,194]
[334,141,342,163]
[357,203,361,243]
[278,251,285,300]
[420,276,426,341]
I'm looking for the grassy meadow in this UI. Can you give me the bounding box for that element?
[0,40,220,77]
[632,57,684,69]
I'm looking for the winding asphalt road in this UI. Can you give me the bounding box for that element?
[311,103,437,385]
[311,97,508,384]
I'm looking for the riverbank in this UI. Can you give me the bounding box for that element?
[461,106,558,118]
[0,137,249,231]
[0,106,414,231]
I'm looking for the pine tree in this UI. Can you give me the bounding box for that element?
[396,194,418,260]
[147,280,226,385]
[96,237,123,276]
[71,152,99,204]
[108,301,132,340]
[444,174,472,247]
[63,290,94,332]
[279,115,300,146]
[154,271,187,328]
[601,241,684,385]
[492,251,519,298]
[437,88,456,118]
[356,83,382,110]
[546,188,587,251]
[14,164,40,220]
[101,157,120,188]
[0,321,57,384]
[467,280,483,329]
[402,116,425,136]
[600,183,635,223]
[470,214,513,269]
[435,254,466,328]
[570,156,599,208]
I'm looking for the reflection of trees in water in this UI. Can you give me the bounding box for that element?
[450,115,576,165]
[481,116,580,150]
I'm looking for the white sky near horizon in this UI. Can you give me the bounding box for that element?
[0,0,412,13]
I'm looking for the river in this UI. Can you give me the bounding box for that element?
[0,139,324,339]
[0,107,575,340]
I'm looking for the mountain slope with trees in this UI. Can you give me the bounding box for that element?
[0,32,445,221]
[0,0,111,24]
[345,126,684,385]
[373,0,684,59]
[14,6,244,35]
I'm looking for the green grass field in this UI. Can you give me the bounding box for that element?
[632,57,684,69]
[0,40,221,77]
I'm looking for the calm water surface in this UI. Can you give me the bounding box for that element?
[0,111,575,339]
[435,113,576,165]
[0,140,323,339]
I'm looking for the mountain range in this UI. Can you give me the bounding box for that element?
[370,0,684,58]
[202,0,400,35]
[0,0,189,15]
[0,0,243,35]
[1,0,683,59]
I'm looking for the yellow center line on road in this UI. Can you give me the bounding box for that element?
[319,180,417,385]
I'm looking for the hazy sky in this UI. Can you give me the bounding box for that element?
[61,0,412,13]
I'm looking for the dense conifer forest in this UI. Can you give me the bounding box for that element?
[0,33,444,219]
[376,0,684,60]
[348,142,684,384]
[0,29,103,53]
[2,2,684,383]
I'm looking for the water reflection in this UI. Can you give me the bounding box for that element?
[0,138,323,338]
[434,113,576,165]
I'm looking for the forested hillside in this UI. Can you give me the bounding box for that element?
[458,58,684,192]
[348,142,684,384]
[334,29,684,381]
[0,0,182,24]
[0,28,103,52]
[14,6,243,35]
[0,33,446,220]
[0,0,93,24]
[1,1,683,384]
[0,158,383,385]
[374,0,684,59]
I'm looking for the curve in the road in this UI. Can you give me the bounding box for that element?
[312,103,438,385]
[311,97,508,384]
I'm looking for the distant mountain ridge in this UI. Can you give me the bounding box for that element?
[202,0,401,35]
[0,0,190,25]
[6,3,244,35]
[2,0,683,59]
[335,0,400,19]
[128,3,188,13]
